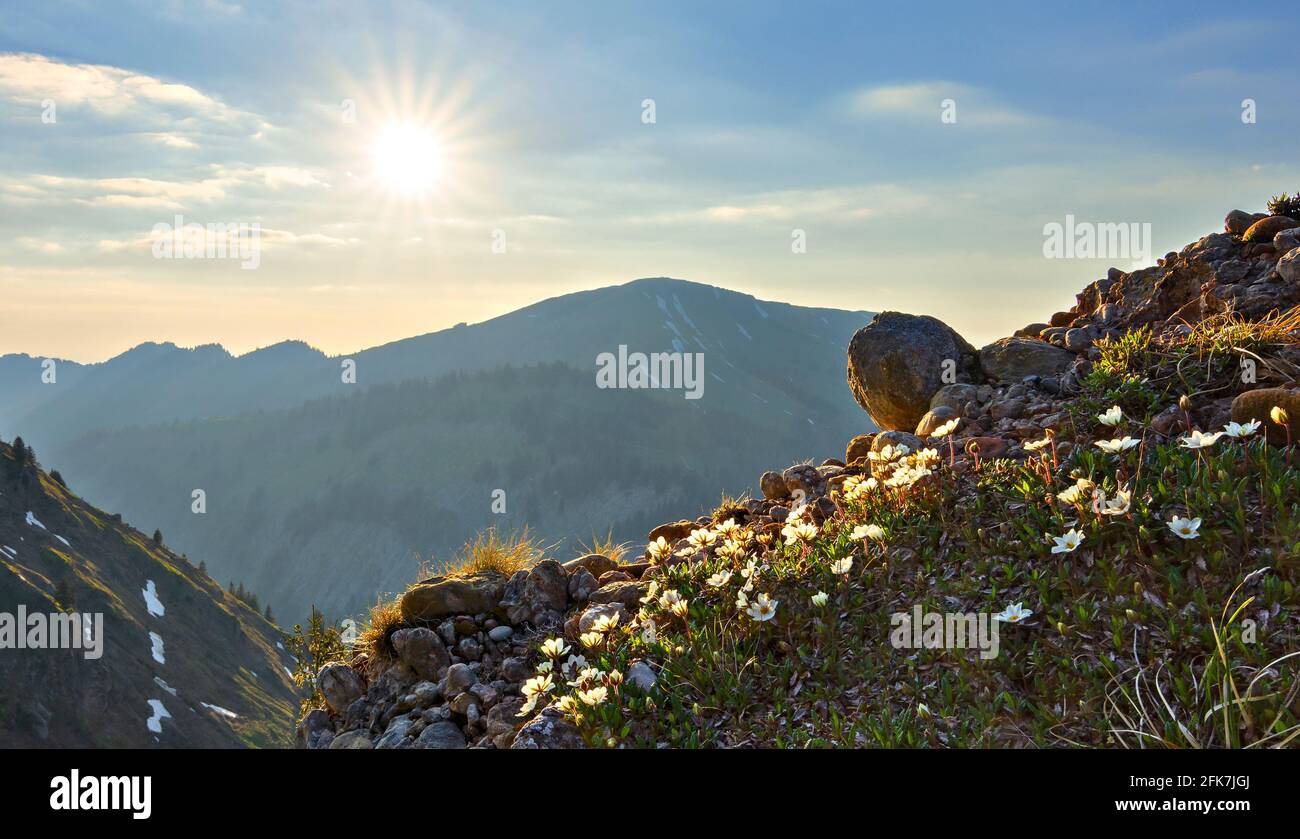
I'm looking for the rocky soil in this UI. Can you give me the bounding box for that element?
[298,207,1300,749]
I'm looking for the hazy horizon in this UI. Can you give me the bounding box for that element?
[3,1,1298,361]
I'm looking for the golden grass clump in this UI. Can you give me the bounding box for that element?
[577,529,630,565]
[447,526,544,578]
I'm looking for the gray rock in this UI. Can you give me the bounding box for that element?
[415,720,467,749]
[501,656,533,683]
[578,602,628,634]
[782,463,825,498]
[759,470,789,500]
[1225,209,1263,236]
[444,662,477,695]
[626,660,657,692]
[914,405,958,437]
[501,560,568,623]
[872,430,924,453]
[587,581,650,610]
[390,627,450,681]
[1278,247,1300,284]
[1275,228,1300,254]
[400,570,506,623]
[487,625,514,642]
[375,715,414,749]
[1063,325,1098,352]
[846,311,980,431]
[328,730,374,749]
[458,636,483,661]
[510,708,586,749]
[318,664,366,713]
[979,337,1075,383]
[929,383,980,414]
[562,553,619,579]
[568,567,598,602]
[296,708,335,749]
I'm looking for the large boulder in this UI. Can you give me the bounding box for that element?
[1231,387,1300,445]
[318,665,366,713]
[399,570,506,623]
[1242,215,1299,243]
[1225,209,1266,236]
[846,312,980,431]
[979,337,1074,383]
[500,560,568,624]
[390,627,450,681]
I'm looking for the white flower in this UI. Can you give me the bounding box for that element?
[1222,420,1261,439]
[811,591,829,607]
[1271,406,1290,426]
[851,523,884,541]
[590,612,620,633]
[745,592,778,622]
[782,521,819,545]
[993,602,1033,623]
[540,637,569,658]
[579,631,604,649]
[688,528,718,550]
[1099,486,1131,516]
[657,589,683,611]
[577,686,608,706]
[705,570,733,588]
[1056,478,1094,505]
[1024,436,1052,452]
[916,703,932,720]
[647,536,672,563]
[931,418,960,438]
[517,673,555,715]
[830,557,853,575]
[1180,430,1224,449]
[1095,437,1140,454]
[1167,516,1201,540]
[715,518,741,539]
[1098,405,1124,427]
[561,654,588,677]
[1050,529,1085,554]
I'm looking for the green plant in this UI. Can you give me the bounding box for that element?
[1267,191,1300,218]
[284,606,348,716]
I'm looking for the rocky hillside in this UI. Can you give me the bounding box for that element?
[299,203,1300,750]
[0,439,297,748]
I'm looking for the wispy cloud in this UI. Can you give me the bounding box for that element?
[846,81,1036,127]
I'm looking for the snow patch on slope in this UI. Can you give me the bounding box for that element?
[145,699,171,733]
[142,580,165,617]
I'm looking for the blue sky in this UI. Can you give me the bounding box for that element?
[2,1,1296,360]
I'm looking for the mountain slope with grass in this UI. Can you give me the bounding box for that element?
[0,438,297,748]
[295,201,1300,749]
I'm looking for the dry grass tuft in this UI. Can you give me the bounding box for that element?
[446,526,545,578]
[577,529,631,565]
[356,597,406,673]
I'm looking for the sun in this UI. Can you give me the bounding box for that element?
[370,123,442,195]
